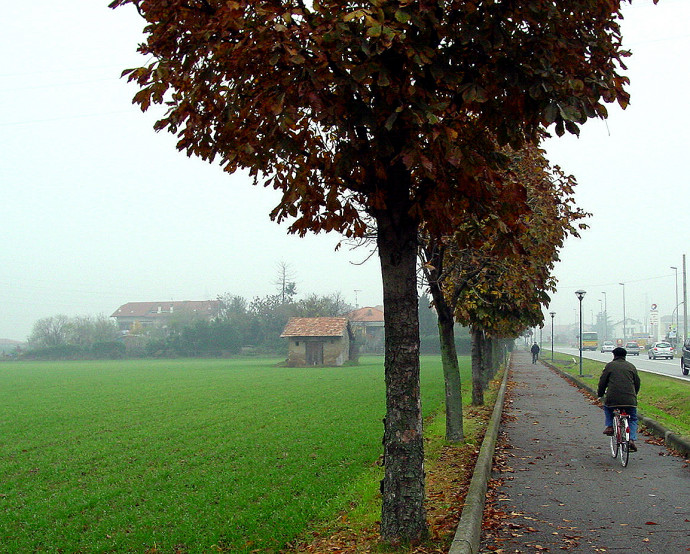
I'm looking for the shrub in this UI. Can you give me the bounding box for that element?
[91,341,126,359]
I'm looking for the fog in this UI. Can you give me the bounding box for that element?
[543,0,690,335]
[1,1,687,341]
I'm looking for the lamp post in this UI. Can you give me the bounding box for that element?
[619,282,626,342]
[550,311,555,361]
[575,290,586,377]
[671,266,679,346]
[602,291,607,340]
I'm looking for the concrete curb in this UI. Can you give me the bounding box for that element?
[448,356,511,554]
[544,361,690,458]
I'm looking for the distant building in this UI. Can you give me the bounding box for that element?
[281,317,355,366]
[347,306,384,353]
[610,317,644,341]
[0,338,25,355]
[111,301,220,334]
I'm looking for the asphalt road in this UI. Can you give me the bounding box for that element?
[551,347,690,382]
[480,351,690,552]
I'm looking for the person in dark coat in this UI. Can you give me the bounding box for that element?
[530,342,540,363]
[598,346,641,451]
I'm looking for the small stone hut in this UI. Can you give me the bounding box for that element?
[281,317,355,366]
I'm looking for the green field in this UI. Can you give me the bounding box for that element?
[0,356,458,553]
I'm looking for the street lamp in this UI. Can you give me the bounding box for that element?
[575,290,586,377]
[671,266,679,346]
[602,291,608,340]
[550,311,556,361]
[619,282,626,342]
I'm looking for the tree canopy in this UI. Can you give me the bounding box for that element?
[111,0,640,543]
[448,146,589,338]
[110,0,632,237]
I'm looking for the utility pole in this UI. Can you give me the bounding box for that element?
[671,266,679,347]
[619,282,626,342]
[683,254,688,344]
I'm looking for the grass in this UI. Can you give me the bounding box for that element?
[287,358,501,554]
[545,351,690,438]
[0,355,468,553]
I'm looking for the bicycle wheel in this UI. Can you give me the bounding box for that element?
[609,416,619,458]
[619,417,630,467]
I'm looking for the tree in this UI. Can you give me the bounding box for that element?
[274,261,297,304]
[67,315,121,347]
[248,293,295,350]
[28,315,71,348]
[110,0,637,542]
[417,294,437,339]
[445,147,589,403]
[420,243,466,441]
[420,142,586,428]
[217,293,256,346]
[293,292,353,317]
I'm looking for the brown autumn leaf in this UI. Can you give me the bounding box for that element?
[111,0,645,543]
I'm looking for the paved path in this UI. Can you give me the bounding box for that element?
[480,351,690,552]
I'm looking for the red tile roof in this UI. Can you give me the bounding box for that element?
[281,317,350,337]
[347,306,384,322]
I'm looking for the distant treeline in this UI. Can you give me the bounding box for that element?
[19,292,470,361]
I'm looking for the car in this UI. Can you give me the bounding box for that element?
[600,341,615,353]
[624,341,640,356]
[681,339,690,376]
[648,341,674,360]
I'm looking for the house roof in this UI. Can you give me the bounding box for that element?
[111,300,220,318]
[347,306,384,322]
[281,317,350,338]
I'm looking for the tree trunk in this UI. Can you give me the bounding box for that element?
[421,243,464,442]
[471,327,484,405]
[429,282,465,442]
[481,335,493,387]
[435,298,464,442]
[375,205,428,544]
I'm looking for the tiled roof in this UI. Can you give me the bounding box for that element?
[281,317,350,337]
[111,301,220,318]
[347,306,385,322]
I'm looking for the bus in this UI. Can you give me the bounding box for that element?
[581,331,598,351]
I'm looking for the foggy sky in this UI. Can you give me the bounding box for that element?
[1,0,687,341]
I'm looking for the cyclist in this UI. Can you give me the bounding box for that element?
[598,346,641,451]
[530,342,540,364]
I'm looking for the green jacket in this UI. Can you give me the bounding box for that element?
[597,356,641,407]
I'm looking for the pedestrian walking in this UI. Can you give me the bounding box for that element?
[530,342,540,363]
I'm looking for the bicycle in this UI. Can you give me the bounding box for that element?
[609,408,631,467]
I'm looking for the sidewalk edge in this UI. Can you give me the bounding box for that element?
[544,361,690,458]
[448,356,511,554]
